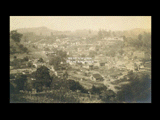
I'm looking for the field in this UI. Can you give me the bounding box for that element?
[10,90,103,103]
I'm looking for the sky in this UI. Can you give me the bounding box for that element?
[10,16,151,31]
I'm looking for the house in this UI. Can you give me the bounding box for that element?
[82,64,90,69]
[125,62,135,71]
[90,73,104,81]
[94,61,100,67]
[133,51,145,59]
[93,66,99,69]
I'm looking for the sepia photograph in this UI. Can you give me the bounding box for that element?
[10,16,151,103]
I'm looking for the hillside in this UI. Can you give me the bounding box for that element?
[123,28,151,38]
[10,38,28,54]
[16,26,72,36]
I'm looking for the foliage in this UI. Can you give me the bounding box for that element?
[57,50,67,59]
[10,30,23,43]
[10,82,18,94]
[125,32,151,52]
[99,90,116,102]
[98,30,103,39]
[23,56,29,61]
[116,73,151,103]
[51,79,88,93]
[67,80,88,93]
[38,58,44,63]
[10,45,17,54]
[35,66,51,82]
[14,74,28,91]
[11,58,21,68]
[27,61,33,68]
[49,55,61,70]
[24,79,34,91]
[90,85,107,94]
[45,90,80,103]
[89,50,97,57]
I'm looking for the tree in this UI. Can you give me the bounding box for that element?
[138,34,143,41]
[49,56,61,70]
[38,58,44,63]
[99,90,116,102]
[67,80,88,93]
[10,30,23,43]
[98,30,103,39]
[27,61,33,68]
[15,74,27,90]
[57,50,67,59]
[89,50,97,57]
[116,73,151,103]
[23,56,29,61]
[90,85,107,94]
[35,66,52,88]
[35,66,51,80]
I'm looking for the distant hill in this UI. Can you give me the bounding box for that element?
[16,26,58,36]
[123,28,151,38]
[16,26,72,36]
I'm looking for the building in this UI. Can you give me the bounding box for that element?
[94,61,100,67]
[90,73,104,81]
[82,64,90,69]
[103,37,124,41]
[133,51,145,59]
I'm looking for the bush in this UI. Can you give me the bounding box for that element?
[51,79,88,93]
[45,90,80,103]
[10,82,18,94]
[38,58,44,63]
[14,74,28,91]
[27,62,33,68]
[23,56,29,61]
[99,90,116,102]
[116,73,151,103]
[67,80,88,93]
[90,85,107,94]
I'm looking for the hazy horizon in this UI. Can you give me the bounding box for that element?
[10,16,151,31]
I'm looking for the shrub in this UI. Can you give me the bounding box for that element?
[67,80,88,93]
[14,74,28,91]
[23,56,29,61]
[116,73,151,103]
[99,90,116,102]
[90,85,107,94]
[10,82,18,94]
[38,58,44,63]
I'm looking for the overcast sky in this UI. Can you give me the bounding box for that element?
[10,16,151,31]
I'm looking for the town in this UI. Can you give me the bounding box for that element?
[10,17,151,103]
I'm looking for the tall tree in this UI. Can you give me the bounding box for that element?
[10,30,23,43]
[138,34,143,41]
[98,29,103,39]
